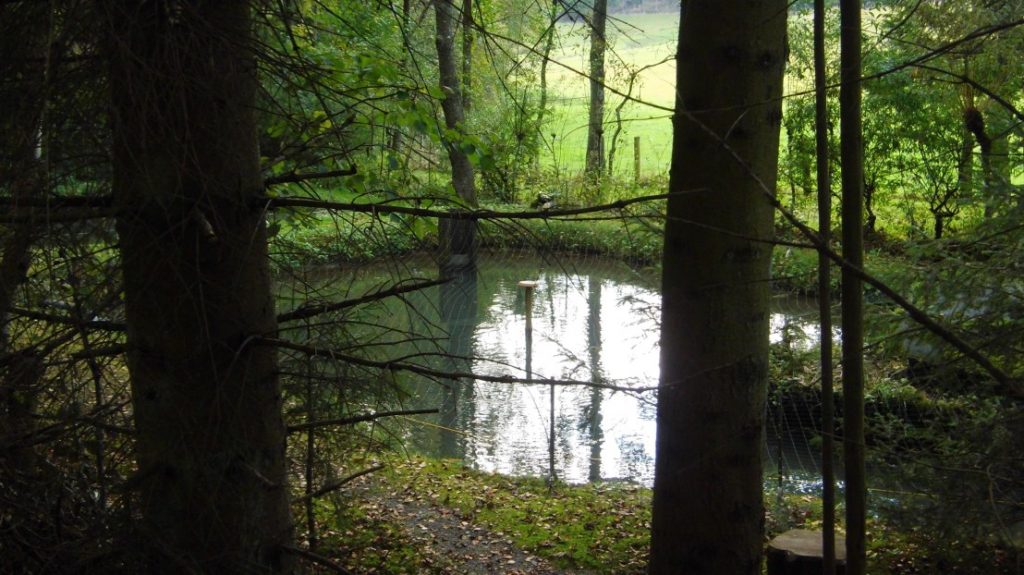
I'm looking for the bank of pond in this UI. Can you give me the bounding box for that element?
[277,249,1021,573]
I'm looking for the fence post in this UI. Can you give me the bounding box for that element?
[633,136,641,184]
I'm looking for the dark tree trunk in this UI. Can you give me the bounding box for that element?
[106,2,292,571]
[584,0,607,179]
[0,0,49,468]
[435,0,477,206]
[649,1,786,573]
[813,0,837,572]
[863,177,876,235]
[840,0,867,572]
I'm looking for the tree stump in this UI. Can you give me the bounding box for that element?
[767,529,846,575]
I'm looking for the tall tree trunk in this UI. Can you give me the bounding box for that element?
[814,0,836,572]
[649,1,786,573]
[106,2,292,571]
[461,0,473,113]
[388,0,414,162]
[584,0,607,179]
[0,0,50,469]
[435,0,477,207]
[840,0,867,572]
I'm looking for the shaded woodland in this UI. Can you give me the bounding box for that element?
[1,0,1022,573]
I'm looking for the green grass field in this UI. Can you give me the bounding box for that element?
[542,13,679,178]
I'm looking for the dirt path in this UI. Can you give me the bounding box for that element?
[351,475,576,575]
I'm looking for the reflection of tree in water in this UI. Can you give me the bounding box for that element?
[357,254,663,482]
[439,261,478,459]
[615,436,652,482]
[586,278,604,482]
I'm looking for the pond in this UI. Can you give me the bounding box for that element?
[305,252,830,487]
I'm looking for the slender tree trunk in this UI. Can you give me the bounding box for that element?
[814,1,836,573]
[649,1,786,573]
[388,0,414,161]
[535,1,559,171]
[537,1,558,132]
[461,0,473,113]
[584,0,607,179]
[106,2,292,571]
[434,0,477,206]
[958,126,974,199]
[863,178,876,235]
[840,0,867,572]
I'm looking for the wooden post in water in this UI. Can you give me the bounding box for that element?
[519,280,536,333]
[633,136,641,184]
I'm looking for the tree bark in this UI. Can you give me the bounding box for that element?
[106,1,292,571]
[964,106,1001,218]
[814,1,836,572]
[0,0,49,469]
[461,0,473,113]
[649,1,786,573]
[435,0,477,206]
[840,0,867,572]
[584,0,607,179]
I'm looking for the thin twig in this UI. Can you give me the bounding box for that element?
[292,464,387,504]
[264,191,683,221]
[260,337,658,393]
[287,408,439,433]
[278,278,448,323]
[280,545,355,575]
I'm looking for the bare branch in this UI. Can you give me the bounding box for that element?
[280,545,356,575]
[287,408,439,434]
[259,337,657,393]
[264,166,358,187]
[9,307,126,332]
[291,464,386,504]
[264,191,681,220]
[278,278,449,323]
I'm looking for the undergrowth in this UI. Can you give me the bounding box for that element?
[381,457,652,574]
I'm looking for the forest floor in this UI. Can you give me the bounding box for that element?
[349,472,579,575]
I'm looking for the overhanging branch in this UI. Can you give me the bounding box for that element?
[287,408,439,434]
[277,278,449,323]
[263,191,681,220]
[259,337,656,393]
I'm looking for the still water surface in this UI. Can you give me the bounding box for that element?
[320,253,826,486]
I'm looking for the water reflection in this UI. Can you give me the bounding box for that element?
[465,263,660,484]
[438,263,477,459]
[333,254,829,486]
